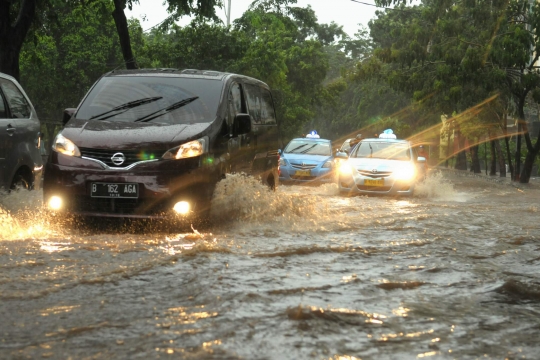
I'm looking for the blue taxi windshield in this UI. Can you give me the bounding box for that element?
[284,140,332,156]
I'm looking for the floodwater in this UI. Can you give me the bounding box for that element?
[1,171,539,359]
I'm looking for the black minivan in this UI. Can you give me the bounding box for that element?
[0,72,43,191]
[43,69,280,218]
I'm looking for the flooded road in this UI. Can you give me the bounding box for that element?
[1,171,540,359]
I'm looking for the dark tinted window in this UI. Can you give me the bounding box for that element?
[0,89,6,118]
[0,78,31,118]
[76,76,224,124]
[227,83,243,127]
[244,84,276,125]
[284,139,332,156]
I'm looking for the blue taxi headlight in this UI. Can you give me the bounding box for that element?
[279,158,288,166]
[394,163,416,181]
[322,160,333,168]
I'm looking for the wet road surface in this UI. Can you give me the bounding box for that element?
[1,171,540,359]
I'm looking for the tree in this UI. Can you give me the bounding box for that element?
[0,0,37,80]
[113,0,220,70]
[370,0,540,182]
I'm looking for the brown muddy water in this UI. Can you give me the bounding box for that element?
[1,171,539,359]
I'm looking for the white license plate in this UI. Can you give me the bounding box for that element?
[90,183,139,198]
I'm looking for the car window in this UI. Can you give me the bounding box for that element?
[227,82,243,127]
[244,84,277,125]
[0,78,31,119]
[284,140,332,156]
[76,76,224,124]
[352,142,411,160]
[0,88,7,118]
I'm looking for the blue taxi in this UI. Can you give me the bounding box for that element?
[279,131,335,184]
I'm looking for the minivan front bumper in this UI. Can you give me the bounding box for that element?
[43,152,218,218]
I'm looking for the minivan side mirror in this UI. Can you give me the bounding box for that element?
[63,108,76,125]
[233,113,251,137]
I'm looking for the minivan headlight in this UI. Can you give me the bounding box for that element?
[163,137,208,160]
[52,133,81,157]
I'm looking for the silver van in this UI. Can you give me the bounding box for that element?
[0,72,43,190]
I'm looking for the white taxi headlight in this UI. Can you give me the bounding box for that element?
[322,160,333,169]
[395,164,416,181]
[163,137,208,160]
[339,162,353,175]
[52,133,81,157]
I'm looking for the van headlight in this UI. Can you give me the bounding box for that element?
[163,137,208,160]
[394,163,416,181]
[52,133,81,157]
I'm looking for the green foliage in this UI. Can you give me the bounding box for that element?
[20,0,123,122]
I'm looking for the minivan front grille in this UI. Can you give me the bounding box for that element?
[80,148,165,168]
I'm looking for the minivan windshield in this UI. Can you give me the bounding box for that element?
[76,76,223,124]
[351,141,411,161]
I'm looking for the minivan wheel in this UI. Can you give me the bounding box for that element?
[10,173,31,191]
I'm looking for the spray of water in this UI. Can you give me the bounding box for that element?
[0,189,60,240]
[210,173,323,225]
[415,171,464,201]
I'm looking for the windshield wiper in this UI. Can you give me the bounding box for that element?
[300,144,318,153]
[134,96,199,123]
[89,96,163,120]
[286,144,309,153]
[369,143,373,158]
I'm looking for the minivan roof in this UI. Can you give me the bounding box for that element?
[106,69,269,87]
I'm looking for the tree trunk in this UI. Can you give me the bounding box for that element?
[470,145,481,173]
[494,138,506,177]
[515,124,521,181]
[519,120,540,183]
[0,0,37,80]
[490,140,497,176]
[503,114,514,180]
[112,0,138,70]
[455,128,467,170]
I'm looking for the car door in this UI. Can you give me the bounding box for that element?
[0,77,34,188]
[226,81,252,173]
[0,86,10,188]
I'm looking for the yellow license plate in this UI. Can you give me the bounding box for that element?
[295,170,311,176]
[364,179,384,186]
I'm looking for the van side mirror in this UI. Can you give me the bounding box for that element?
[233,113,251,137]
[63,108,76,125]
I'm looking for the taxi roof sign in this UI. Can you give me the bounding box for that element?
[379,129,397,139]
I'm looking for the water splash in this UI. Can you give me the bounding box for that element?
[415,171,465,201]
[210,173,321,224]
[0,190,64,240]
